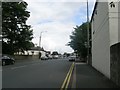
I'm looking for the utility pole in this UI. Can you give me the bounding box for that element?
[87,0,89,64]
[39,31,47,59]
[39,32,42,48]
[39,31,47,48]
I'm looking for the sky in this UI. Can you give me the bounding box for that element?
[24,0,96,54]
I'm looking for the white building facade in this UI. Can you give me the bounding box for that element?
[91,0,120,85]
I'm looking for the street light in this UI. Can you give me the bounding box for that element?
[39,31,47,48]
[38,31,47,59]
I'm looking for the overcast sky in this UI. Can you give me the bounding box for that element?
[24,0,95,54]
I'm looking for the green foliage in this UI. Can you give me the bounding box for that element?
[63,52,70,57]
[68,22,90,58]
[52,51,59,55]
[2,2,34,55]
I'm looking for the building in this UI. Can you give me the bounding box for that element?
[14,47,50,60]
[91,0,120,86]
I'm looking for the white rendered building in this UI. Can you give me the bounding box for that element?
[91,0,120,84]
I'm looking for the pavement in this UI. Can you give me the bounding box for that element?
[71,62,119,88]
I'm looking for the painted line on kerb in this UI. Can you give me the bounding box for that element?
[61,62,75,90]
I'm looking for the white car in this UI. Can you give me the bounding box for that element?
[69,55,76,61]
[41,56,48,60]
[53,55,59,59]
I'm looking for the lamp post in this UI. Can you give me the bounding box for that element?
[39,31,47,59]
[39,32,42,48]
[39,31,47,48]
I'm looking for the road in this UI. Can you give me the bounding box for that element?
[2,58,73,88]
[2,58,119,89]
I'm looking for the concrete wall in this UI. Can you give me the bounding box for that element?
[92,2,110,78]
[109,2,119,46]
[110,2,120,86]
[14,55,39,60]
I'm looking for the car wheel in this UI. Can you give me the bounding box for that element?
[11,61,15,64]
[2,61,6,66]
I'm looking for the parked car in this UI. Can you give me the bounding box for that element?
[2,56,15,66]
[48,55,53,59]
[52,55,59,59]
[41,56,48,60]
[69,55,76,61]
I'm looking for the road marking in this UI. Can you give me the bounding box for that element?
[11,65,27,70]
[61,62,75,89]
[65,62,74,88]
[71,64,76,88]
[61,66,71,89]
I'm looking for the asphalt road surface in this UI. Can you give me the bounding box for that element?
[2,58,72,88]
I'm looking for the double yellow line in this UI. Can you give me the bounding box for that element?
[61,62,75,90]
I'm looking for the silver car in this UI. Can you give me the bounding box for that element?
[69,55,76,61]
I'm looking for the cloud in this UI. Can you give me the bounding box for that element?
[24,0,95,53]
[26,2,87,25]
[31,21,75,53]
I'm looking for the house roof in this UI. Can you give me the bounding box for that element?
[30,47,44,51]
[30,47,50,53]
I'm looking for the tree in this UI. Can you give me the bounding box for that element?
[68,22,91,58]
[2,1,34,55]
[63,52,70,57]
[52,51,59,55]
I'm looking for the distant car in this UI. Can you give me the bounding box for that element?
[41,56,48,60]
[69,55,76,61]
[2,56,15,66]
[48,55,53,59]
[53,55,59,59]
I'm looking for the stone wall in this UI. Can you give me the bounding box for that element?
[14,55,39,60]
[110,42,120,86]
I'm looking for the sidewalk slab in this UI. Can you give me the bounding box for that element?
[75,63,119,88]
